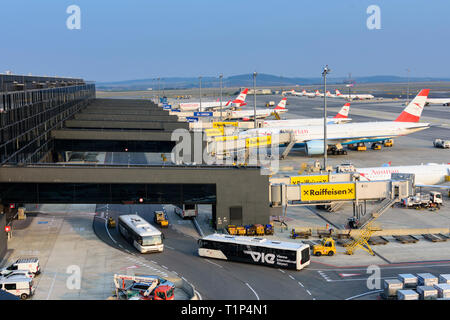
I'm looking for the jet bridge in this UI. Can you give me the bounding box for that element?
[270,176,412,206]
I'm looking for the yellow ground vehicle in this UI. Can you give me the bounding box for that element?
[254,224,265,236]
[312,237,336,256]
[107,217,116,228]
[236,226,246,236]
[153,211,168,228]
[371,143,381,150]
[384,139,394,147]
[227,225,237,235]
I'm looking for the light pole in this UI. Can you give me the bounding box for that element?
[322,65,331,170]
[199,76,202,112]
[219,74,223,121]
[157,77,161,103]
[253,72,257,128]
[406,68,410,104]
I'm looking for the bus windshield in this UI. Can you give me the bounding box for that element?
[141,235,162,246]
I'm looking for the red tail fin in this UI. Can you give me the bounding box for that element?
[395,89,429,122]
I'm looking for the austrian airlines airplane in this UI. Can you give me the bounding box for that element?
[356,163,450,187]
[242,89,430,155]
[425,98,450,106]
[261,103,351,127]
[288,89,304,96]
[227,97,288,120]
[302,90,316,98]
[178,88,248,111]
[335,89,374,100]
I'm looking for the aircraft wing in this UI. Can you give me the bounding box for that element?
[416,184,450,189]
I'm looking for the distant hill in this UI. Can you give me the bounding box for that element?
[96,73,450,91]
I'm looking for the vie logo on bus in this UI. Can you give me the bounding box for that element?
[243,250,276,264]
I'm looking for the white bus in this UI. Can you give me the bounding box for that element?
[174,204,198,219]
[118,215,164,253]
[198,234,310,270]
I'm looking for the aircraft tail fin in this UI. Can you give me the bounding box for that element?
[333,103,350,118]
[274,97,287,110]
[395,89,430,122]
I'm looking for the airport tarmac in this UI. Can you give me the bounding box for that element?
[4,90,448,300]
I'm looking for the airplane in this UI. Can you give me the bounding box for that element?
[288,89,304,97]
[326,90,336,98]
[241,89,430,155]
[425,98,450,106]
[355,163,450,187]
[227,97,288,120]
[177,88,249,111]
[261,102,351,127]
[335,89,375,100]
[302,90,316,98]
[314,90,324,97]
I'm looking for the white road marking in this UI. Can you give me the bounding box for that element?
[245,283,260,300]
[195,290,203,300]
[46,273,57,300]
[104,220,117,244]
[306,290,312,296]
[161,265,168,270]
[204,259,223,268]
[165,245,174,250]
[278,269,285,273]
[288,275,295,280]
[298,282,304,288]
[345,289,383,300]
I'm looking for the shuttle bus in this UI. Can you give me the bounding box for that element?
[174,204,198,219]
[198,234,310,270]
[118,215,164,253]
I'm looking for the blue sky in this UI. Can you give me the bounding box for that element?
[0,0,449,82]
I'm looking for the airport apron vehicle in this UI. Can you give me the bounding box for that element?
[198,234,310,270]
[174,204,198,219]
[113,274,175,300]
[0,270,34,279]
[0,258,41,276]
[0,276,35,300]
[118,215,164,253]
[154,210,169,228]
[312,238,336,256]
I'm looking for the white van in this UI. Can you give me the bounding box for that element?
[0,258,41,276]
[0,276,35,299]
[0,270,34,279]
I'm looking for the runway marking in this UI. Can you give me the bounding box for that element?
[104,219,117,244]
[318,270,332,282]
[46,272,57,300]
[298,282,304,288]
[245,283,260,300]
[345,290,382,300]
[204,259,223,268]
[311,262,450,272]
[306,290,312,296]
[288,275,295,280]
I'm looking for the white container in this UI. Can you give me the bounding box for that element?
[398,274,417,288]
[397,289,419,300]
[417,273,438,287]
[433,283,450,299]
[383,279,403,297]
[439,274,450,284]
[416,285,438,300]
